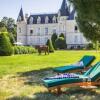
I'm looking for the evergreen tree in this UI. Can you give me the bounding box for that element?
[59,33,65,39]
[0,33,13,56]
[55,37,67,49]
[46,39,54,52]
[0,17,17,43]
[51,33,57,49]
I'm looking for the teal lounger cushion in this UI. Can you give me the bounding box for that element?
[43,62,100,88]
[53,65,83,73]
[43,77,83,88]
[80,55,95,67]
[89,63,100,81]
[53,55,95,73]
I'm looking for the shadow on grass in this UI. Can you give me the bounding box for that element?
[15,68,100,100]
[7,89,100,100]
[17,67,55,86]
[33,89,100,100]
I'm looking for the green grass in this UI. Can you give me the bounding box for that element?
[0,50,100,100]
[0,50,100,76]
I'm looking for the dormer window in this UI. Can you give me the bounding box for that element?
[18,16,21,22]
[58,10,61,17]
[53,16,56,23]
[37,16,41,24]
[29,17,33,24]
[45,16,49,24]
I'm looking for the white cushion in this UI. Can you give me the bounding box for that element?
[72,61,84,66]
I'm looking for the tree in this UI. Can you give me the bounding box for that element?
[55,37,67,49]
[51,33,58,49]
[0,27,7,32]
[0,33,13,56]
[1,17,17,43]
[59,33,65,39]
[0,22,5,28]
[46,39,54,52]
[69,0,100,50]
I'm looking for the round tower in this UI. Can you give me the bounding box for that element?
[58,0,69,36]
[17,7,27,45]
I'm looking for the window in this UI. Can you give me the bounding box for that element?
[30,30,33,35]
[37,37,40,45]
[45,28,48,35]
[53,16,56,23]
[37,28,40,35]
[45,16,49,24]
[19,28,21,33]
[29,17,33,24]
[74,35,78,43]
[45,37,48,43]
[37,16,41,24]
[53,29,56,33]
[75,26,78,32]
[18,16,21,22]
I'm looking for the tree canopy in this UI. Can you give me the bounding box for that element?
[0,33,13,56]
[51,33,58,50]
[0,17,17,44]
[69,0,100,43]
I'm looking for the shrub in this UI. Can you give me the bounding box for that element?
[59,33,65,39]
[14,46,36,54]
[51,33,58,50]
[55,37,67,49]
[0,32,13,56]
[86,43,94,50]
[46,39,54,52]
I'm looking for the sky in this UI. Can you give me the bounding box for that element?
[0,0,64,20]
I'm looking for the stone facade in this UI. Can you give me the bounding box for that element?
[17,0,88,49]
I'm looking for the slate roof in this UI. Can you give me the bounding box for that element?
[17,0,75,24]
[68,9,75,20]
[17,7,24,22]
[60,0,69,16]
[27,13,58,24]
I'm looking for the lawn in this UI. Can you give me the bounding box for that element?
[0,50,100,100]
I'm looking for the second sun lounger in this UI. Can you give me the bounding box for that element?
[53,55,95,74]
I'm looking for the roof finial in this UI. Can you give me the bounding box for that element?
[21,4,22,9]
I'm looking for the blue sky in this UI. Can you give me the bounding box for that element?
[0,0,64,20]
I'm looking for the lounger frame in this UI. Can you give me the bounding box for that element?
[47,78,100,94]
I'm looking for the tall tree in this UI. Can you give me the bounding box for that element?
[51,33,58,50]
[69,0,100,46]
[59,33,65,39]
[46,39,54,52]
[0,33,13,56]
[0,17,17,43]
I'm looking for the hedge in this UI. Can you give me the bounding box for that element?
[55,37,67,49]
[0,32,13,56]
[14,46,36,54]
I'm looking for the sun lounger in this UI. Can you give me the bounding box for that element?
[43,62,100,93]
[53,55,96,74]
